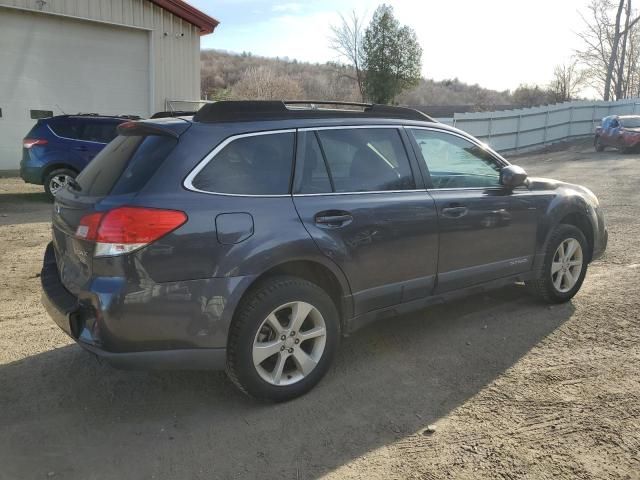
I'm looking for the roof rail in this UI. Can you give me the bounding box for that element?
[71,112,142,120]
[192,100,435,123]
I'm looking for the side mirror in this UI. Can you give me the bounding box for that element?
[500,165,528,189]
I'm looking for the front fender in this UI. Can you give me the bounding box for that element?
[532,185,601,271]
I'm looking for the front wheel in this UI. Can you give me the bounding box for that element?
[526,224,589,303]
[226,276,340,401]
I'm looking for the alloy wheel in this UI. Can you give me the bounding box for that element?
[551,238,583,293]
[252,301,327,386]
[49,174,73,196]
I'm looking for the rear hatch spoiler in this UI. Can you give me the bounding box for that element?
[117,118,191,138]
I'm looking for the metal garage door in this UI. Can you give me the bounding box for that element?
[0,8,150,170]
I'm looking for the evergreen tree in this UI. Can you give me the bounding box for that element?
[362,5,422,103]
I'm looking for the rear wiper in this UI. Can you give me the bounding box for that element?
[68,178,82,192]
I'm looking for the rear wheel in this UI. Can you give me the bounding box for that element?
[226,276,340,401]
[527,224,588,303]
[595,136,605,152]
[44,168,77,200]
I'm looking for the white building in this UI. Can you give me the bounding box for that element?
[0,0,218,170]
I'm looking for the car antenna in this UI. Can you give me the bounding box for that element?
[54,104,67,115]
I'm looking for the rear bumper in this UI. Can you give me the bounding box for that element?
[19,166,43,185]
[19,152,45,185]
[41,243,228,370]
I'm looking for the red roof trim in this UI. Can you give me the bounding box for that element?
[150,0,219,35]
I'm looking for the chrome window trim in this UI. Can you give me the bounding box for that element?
[293,189,425,197]
[47,124,109,145]
[299,125,402,132]
[183,129,296,197]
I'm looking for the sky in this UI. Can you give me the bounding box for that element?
[189,0,589,93]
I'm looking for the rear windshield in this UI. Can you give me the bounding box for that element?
[76,135,177,196]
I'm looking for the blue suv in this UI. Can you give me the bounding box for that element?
[20,114,139,199]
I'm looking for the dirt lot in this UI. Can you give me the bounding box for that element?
[1,140,639,480]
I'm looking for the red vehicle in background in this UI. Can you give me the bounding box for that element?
[595,115,640,152]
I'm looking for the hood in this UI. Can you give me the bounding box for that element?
[528,177,600,206]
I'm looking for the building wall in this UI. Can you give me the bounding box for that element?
[0,0,201,113]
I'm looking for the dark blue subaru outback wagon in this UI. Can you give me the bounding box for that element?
[41,101,607,401]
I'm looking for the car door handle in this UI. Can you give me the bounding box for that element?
[441,206,468,218]
[314,212,353,228]
[74,146,89,152]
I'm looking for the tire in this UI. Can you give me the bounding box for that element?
[595,136,605,152]
[526,224,589,303]
[44,168,77,201]
[226,276,340,402]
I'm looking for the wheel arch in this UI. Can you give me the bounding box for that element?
[234,258,353,332]
[41,163,79,183]
[557,212,594,262]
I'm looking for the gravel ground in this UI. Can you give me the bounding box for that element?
[0,140,638,480]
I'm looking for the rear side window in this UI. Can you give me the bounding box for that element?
[81,121,120,143]
[49,120,84,139]
[311,128,415,193]
[191,132,295,195]
[76,135,177,196]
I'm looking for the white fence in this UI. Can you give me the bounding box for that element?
[435,98,640,152]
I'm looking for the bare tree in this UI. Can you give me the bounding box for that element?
[329,11,366,101]
[230,66,304,100]
[549,60,587,102]
[577,0,640,100]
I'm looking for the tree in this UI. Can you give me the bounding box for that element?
[329,11,366,101]
[230,66,303,100]
[512,84,554,107]
[362,4,422,104]
[548,61,586,102]
[576,0,640,100]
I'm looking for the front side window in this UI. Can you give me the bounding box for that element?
[410,129,502,189]
[192,132,294,195]
[309,128,415,193]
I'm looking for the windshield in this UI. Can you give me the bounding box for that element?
[621,117,640,128]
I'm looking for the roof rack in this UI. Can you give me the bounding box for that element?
[192,100,435,123]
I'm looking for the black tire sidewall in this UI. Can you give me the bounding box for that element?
[227,277,340,402]
[543,224,589,302]
[595,137,604,152]
[44,168,77,200]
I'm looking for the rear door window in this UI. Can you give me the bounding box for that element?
[191,132,295,195]
[314,128,415,192]
[296,132,333,194]
[75,135,177,196]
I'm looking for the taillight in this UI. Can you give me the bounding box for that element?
[75,207,187,257]
[23,138,48,149]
